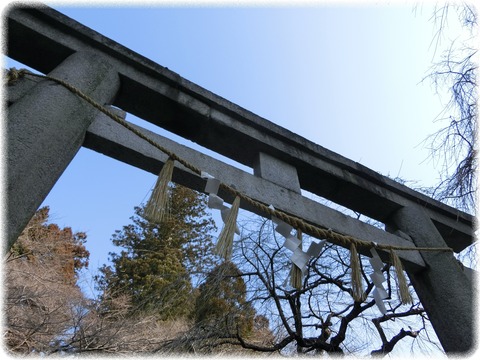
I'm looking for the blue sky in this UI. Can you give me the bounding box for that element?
[4,2,466,294]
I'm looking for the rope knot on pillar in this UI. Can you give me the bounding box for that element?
[6,68,28,86]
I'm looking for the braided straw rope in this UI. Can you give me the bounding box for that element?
[7,68,454,256]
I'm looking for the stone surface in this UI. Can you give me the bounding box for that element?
[389,205,474,353]
[85,115,426,271]
[6,5,473,251]
[7,51,120,250]
[254,152,301,193]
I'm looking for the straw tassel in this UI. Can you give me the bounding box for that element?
[350,243,364,302]
[290,230,303,290]
[144,157,175,224]
[215,196,241,260]
[390,249,413,304]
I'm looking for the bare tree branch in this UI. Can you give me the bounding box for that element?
[423,3,478,214]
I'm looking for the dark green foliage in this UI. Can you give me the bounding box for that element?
[194,261,255,337]
[96,184,217,320]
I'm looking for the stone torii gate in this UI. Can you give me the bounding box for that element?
[6,5,475,354]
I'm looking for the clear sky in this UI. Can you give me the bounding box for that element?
[4,1,468,294]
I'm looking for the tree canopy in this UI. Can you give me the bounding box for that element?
[194,261,256,337]
[95,184,217,319]
[5,206,90,353]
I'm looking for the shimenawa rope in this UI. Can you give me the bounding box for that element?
[7,68,454,258]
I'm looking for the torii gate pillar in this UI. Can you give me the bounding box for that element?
[389,205,474,353]
[6,51,119,251]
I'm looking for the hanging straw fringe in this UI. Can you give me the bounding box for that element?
[290,230,303,290]
[390,249,413,304]
[289,266,302,290]
[6,69,455,260]
[144,157,175,224]
[350,243,364,302]
[215,196,241,260]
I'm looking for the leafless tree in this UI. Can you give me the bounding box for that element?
[423,3,477,214]
[4,208,272,356]
[4,208,192,355]
[5,244,195,355]
[214,217,443,356]
[4,207,89,354]
[4,209,443,356]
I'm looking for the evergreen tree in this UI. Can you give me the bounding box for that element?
[194,261,255,337]
[96,184,217,320]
